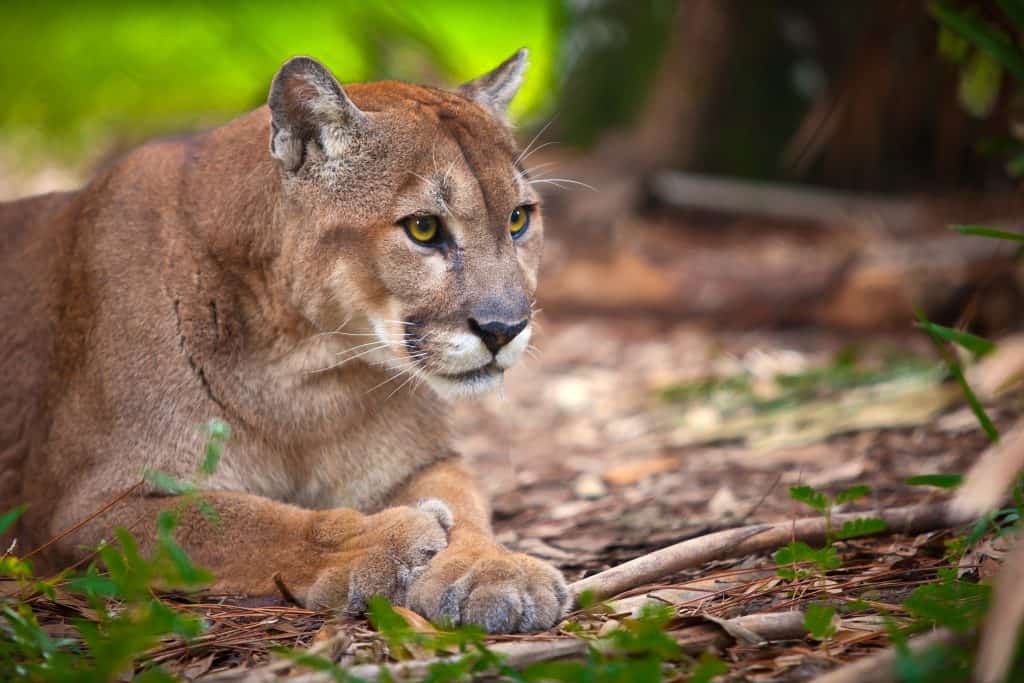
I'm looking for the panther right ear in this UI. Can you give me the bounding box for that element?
[267,56,367,172]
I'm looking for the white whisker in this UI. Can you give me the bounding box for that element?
[515,117,557,167]
[528,178,597,192]
[518,140,559,167]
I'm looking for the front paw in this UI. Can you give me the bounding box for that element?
[305,499,452,612]
[409,544,571,633]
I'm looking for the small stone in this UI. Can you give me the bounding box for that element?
[573,472,608,500]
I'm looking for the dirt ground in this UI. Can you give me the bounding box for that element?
[6,159,1018,680]
[461,316,1000,579]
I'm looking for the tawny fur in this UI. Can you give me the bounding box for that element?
[0,50,569,633]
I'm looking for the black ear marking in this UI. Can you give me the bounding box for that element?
[267,56,366,172]
[457,48,529,116]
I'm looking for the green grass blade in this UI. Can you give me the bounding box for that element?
[997,0,1024,29]
[0,505,27,535]
[952,224,1024,242]
[930,2,1024,81]
[916,309,999,443]
[913,320,995,356]
[906,474,964,489]
[952,364,1000,442]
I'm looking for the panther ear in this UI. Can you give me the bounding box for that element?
[458,48,528,116]
[267,56,366,172]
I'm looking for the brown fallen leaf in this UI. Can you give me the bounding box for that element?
[603,456,679,486]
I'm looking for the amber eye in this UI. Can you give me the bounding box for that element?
[509,205,531,239]
[402,215,442,246]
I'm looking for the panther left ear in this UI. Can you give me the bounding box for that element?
[267,56,367,172]
[458,48,528,116]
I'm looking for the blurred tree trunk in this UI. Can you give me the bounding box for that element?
[625,0,736,170]
[548,0,738,242]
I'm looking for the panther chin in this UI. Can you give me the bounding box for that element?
[424,363,504,400]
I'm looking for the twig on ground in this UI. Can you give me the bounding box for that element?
[570,501,972,602]
[810,629,960,683]
[273,571,303,608]
[202,629,351,682]
[279,611,809,682]
[23,481,144,560]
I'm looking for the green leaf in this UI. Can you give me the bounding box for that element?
[836,517,888,540]
[959,49,1003,117]
[1007,151,1024,177]
[997,0,1024,28]
[836,485,871,505]
[953,224,1024,242]
[0,505,27,536]
[904,570,990,633]
[774,541,840,577]
[813,545,843,571]
[916,309,999,443]
[804,603,838,640]
[913,320,995,356]
[789,485,830,513]
[930,2,1024,81]
[134,667,179,683]
[952,361,1000,443]
[774,541,820,567]
[200,419,230,477]
[689,652,729,683]
[575,590,597,609]
[906,474,964,489]
[938,26,971,63]
[143,469,195,495]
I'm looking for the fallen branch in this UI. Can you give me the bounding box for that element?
[284,611,808,682]
[647,171,925,231]
[570,501,972,602]
[811,629,961,683]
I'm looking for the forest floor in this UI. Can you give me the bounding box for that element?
[6,158,1016,680]
[68,313,1006,682]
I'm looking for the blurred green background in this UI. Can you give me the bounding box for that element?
[1,1,1018,193]
[0,1,567,160]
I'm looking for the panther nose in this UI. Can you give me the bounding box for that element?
[467,318,528,354]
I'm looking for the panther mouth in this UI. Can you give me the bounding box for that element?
[439,362,502,383]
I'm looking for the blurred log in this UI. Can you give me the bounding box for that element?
[648,172,926,232]
[539,174,1024,330]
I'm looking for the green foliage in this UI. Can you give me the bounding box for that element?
[0,420,231,681]
[789,485,829,514]
[789,483,883,544]
[273,598,725,683]
[1,517,210,681]
[774,541,841,580]
[904,569,990,635]
[953,224,1024,243]
[777,484,885,591]
[915,308,999,443]
[931,2,1024,81]
[804,603,838,642]
[912,320,996,357]
[688,652,729,683]
[0,505,27,535]
[932,0,1024,175]
[835,485,871,506]
[659,351,940,415]
[906,474,964,489]
[0,1,563,162]
[835,517,888,540]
